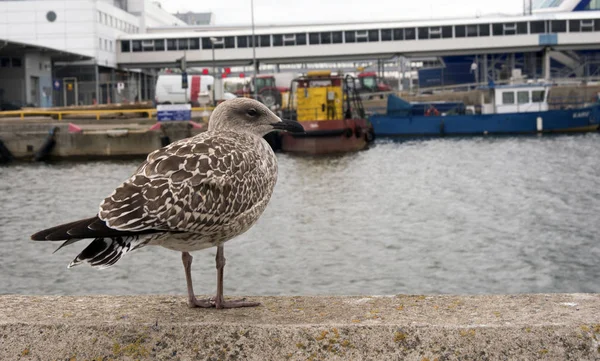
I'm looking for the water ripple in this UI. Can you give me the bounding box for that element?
[1,133,599,296]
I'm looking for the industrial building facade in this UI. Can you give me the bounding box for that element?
[0,0,188,108]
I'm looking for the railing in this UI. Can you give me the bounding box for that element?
[0,107,215,121]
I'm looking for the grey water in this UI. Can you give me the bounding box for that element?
[1,134,599,297]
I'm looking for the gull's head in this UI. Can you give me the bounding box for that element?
[208,98,304,137]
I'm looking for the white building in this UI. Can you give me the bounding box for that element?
[0,0,189,107]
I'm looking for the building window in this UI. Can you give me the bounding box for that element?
[154,39,164,51]
[492,23,503,35]
[141,40,154,51]
[98,11,101,22]
[530,20,546,34]
[177,38,189,50]
[404,28,416,40]
[296,33,306,45]
[309,32,319,44]
[430,27,441,39]
[225,36,235,48]
[551,20,566,33]
[273,33,306,46]
[120,40,130,52]
[204,37,228,49]
[479,24,490,36]
[569,20,579,31]
[259,35,270,47]
[1,57,22,67]
[109,40,113,52]
[466,25,478,37]
[493,22,528,36]
[502,91,515,104]
[237,36,248,48]
[131,40,141,52]
[417,26,451,39]
[579,19,595,32]
[320,32,331,44]
[503,23,517,35]
[99,38,103,49]
[355,31,368,43]
[442,26,452,38]
[344,31,355,43]
[517,91,529,104]
[381,29,392,41]
[368,30,379,42]
[393,28,403,40]
[167,39,177,50]
[189,38,200,50]
[332,31,343,43]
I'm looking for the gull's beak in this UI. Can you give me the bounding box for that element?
[272,120,305,133]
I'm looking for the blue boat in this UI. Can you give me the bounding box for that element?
[369,84,600,136]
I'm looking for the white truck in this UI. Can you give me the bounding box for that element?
[155,74,238,106]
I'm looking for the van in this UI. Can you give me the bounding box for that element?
[154,74,214,106]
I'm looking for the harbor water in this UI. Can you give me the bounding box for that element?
[1,134,599,297]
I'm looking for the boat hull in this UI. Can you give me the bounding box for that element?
[280,119,373,155]
[370,105,600,136]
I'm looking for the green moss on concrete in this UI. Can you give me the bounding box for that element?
[1,294,600,360]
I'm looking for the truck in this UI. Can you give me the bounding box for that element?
[233,73,298,109]
[155,74,239,106]
[355,72,393,99]
[154,74,214,106]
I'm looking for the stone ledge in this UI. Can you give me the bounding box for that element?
[1,294,599,360]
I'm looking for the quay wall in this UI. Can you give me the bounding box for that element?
[1,294,599,360]
[0,120,202,160]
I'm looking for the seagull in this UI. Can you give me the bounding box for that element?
[30,98,304,309]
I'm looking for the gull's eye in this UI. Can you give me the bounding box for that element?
[247,108,258,117]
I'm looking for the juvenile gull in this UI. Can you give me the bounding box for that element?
[31,98,304,309]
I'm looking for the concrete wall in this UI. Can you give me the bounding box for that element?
[24,52,53,107]
[0,0,143,67]
[1,294,599,360]
[0,120,200,159]
[96,0,142,68]
[0,0,97,57]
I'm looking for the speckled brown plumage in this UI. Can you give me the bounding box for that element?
[31,98,304,309]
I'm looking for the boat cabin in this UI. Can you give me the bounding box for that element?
[482,84,550,114]
[288,70,365,121]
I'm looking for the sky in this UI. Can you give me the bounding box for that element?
[158,0,529,26]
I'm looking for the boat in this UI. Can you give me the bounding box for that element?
[279,71,375,155]
[369,83,600,136]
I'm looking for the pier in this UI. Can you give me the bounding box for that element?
[1,294,599,360]
[0,114,207,160]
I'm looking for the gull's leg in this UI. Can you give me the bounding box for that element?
[213,245,260,309]
[182,252,212,308]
